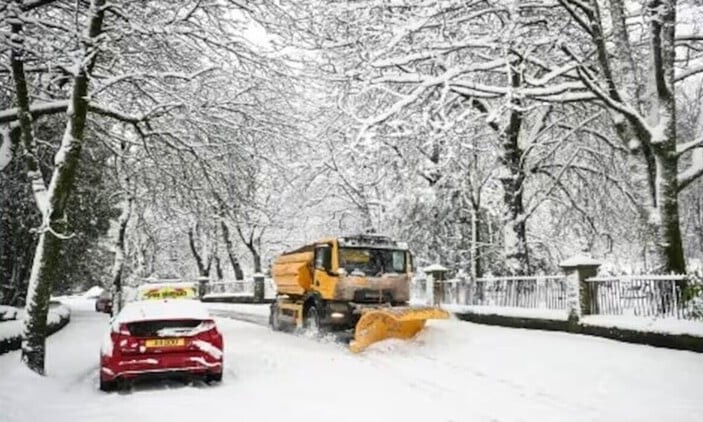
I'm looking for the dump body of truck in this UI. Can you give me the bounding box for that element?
[269,234,448,352]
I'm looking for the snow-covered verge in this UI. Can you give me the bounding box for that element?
[0,304,71,355]
[445,304,703,337]
[443,304,570,321]
[204,302,271,317]
[580,315,703,337]
[2,306,703,422]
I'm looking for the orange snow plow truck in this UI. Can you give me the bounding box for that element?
[269,234,449,352]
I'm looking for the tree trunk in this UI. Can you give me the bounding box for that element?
[251,247,262,274]
[110,196,132,314]
[236,226,263,274]
[21,231,61,373]
[498,69,529,275]
[214,255,223,280]
[470,204,483,279]
[647,135,685,273]
[642,0,685,274]
[220,221,244,280]
[188,226,209,277]
[18,0,107,374]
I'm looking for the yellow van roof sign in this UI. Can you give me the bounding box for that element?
[138,285,196,300]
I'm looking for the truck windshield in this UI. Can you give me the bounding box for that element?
[338,247,406,276]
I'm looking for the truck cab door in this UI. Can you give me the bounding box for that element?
[313,245,333,296]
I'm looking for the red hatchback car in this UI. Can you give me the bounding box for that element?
[100,299,223,391]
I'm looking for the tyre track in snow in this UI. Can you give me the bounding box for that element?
[208,307,561,420]
[355,321,609,421]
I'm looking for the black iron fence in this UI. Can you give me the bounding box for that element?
[585,275,698,319]
[412,275,568,309]
[412,273,702,321]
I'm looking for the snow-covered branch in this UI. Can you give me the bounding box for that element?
[676,136,703,158]
[678,151,703,192]
[675,64,703,82]
[91,66,219,96]
[0,101,70,124]
[19,0,58,12]
[570,61,651,141]
[371,40,498,68]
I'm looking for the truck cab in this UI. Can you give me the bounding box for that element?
[311,235,413,304]
[270,234,415,332]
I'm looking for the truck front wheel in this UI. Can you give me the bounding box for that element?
[304,305,321,335]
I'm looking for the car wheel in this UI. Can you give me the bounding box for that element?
[206,372,223,383]
[99,377,115,392]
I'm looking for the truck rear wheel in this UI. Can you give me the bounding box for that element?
[270,303,283,332]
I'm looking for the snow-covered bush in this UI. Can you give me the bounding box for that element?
[0,305,19,321]
[684,272,703,320]
[0,305,70,355]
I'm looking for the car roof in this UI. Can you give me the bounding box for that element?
[114,299,211,324]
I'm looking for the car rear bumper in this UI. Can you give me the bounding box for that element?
[101,352,222,382]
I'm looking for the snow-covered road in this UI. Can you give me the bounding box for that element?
[1,300,703,422]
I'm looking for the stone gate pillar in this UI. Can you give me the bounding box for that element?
[559,254,601,322]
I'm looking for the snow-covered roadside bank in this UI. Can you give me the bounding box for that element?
[205,302,270,319]
[444,304,569,321]
[445,304,703,337]
[0,304,71,355]
[580,314,703,337]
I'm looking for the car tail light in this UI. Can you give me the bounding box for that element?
[110,323,138,353]
[196,320,222,346]
[199,320,216,333]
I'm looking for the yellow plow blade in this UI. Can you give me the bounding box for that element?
[349,306,450,353]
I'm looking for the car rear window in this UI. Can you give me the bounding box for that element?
[127,319,202,337]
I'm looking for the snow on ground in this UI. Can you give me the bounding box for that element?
[1,299,703,422]
[52,295,98,312]
[82,286,104,299]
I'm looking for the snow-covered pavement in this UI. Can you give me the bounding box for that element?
[1,300,703,422]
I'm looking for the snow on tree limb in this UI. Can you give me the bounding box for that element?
[91,66,219,96]
[676,136,703,158]
[0,101,71,124]
[678,150,703,192]
[675,64,703,82]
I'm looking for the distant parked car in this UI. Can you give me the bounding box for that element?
[95,291,113,314]
[99,299,224,391]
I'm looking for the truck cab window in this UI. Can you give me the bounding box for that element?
[314,246,331,271]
